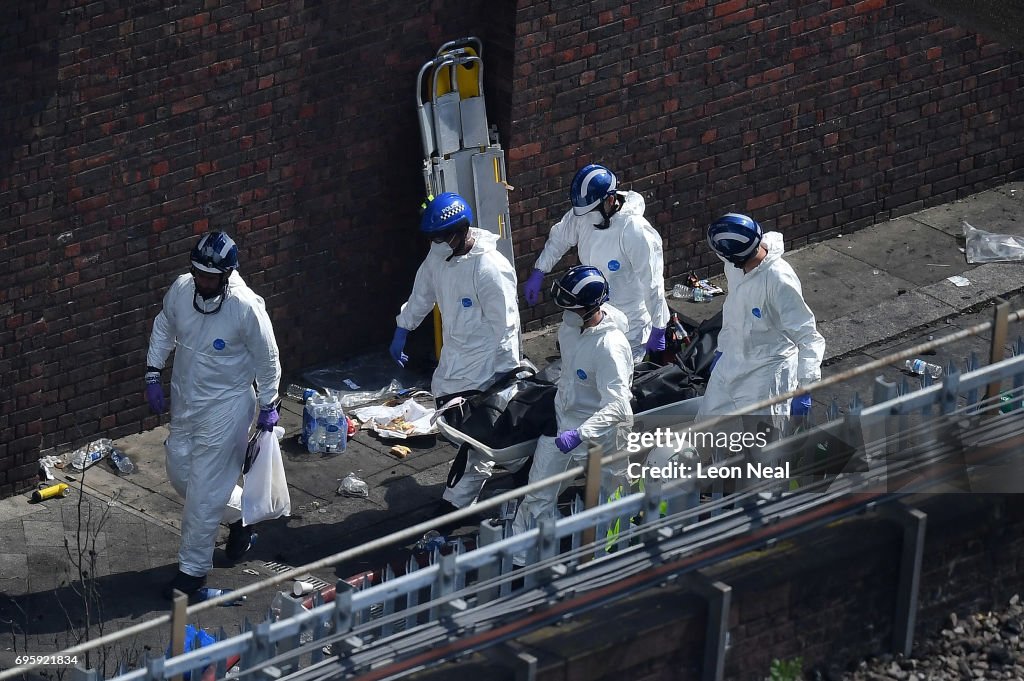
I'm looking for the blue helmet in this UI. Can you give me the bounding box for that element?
[570,164,617,216]
[707,213,763,266]
[420,192,473,233]
[551,265,610,311]
[191,231,239,273]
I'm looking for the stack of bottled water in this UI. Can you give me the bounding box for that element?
[303,394,347,454]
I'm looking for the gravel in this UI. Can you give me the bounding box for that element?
[838,595,1024,681]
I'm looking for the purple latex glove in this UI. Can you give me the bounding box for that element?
[645,327,666,352]
[145,371,165,414]
[390,327,409,367]
[790,394,812,416]
[524,269,545,307]
[257,405,280,431]
[555,429,582,453]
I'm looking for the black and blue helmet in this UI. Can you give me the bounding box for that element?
[420,192,473,234]
[707,213,763,266]
[190,231,239,274]
[570,164,617,216]
[551,265,610,311]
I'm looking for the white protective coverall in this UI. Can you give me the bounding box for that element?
[147,271,281,577]
[396,228,523,507]
[696,231,825,426]
[511,305,635,565]
[534,191,669,361]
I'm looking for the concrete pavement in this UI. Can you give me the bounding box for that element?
[1,181,1023,672]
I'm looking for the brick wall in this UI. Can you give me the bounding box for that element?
[0,0,508,496]
[2,0,1024,496]
[508,0,1024,331]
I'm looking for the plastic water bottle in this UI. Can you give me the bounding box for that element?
[692,287,706,303]
[286,383,318,403]
[324,406,343,453]
[108,448,134,474]
[905,359,943,379]
[415,530,446,553]
[304,395,325,453]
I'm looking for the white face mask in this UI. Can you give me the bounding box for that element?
[429,240,454,259]
[562,310,584,328]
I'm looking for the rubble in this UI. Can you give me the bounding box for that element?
[840,596,1024,680]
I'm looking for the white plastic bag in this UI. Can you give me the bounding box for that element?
[241,429,291,525]
[963,220,1024,263]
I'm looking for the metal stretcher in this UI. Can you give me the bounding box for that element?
[436,396,705,464]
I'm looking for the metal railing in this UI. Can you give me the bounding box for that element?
[7,304,1024,681]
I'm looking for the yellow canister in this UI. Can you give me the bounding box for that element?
[32,482,70,502]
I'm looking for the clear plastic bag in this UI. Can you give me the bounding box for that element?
[963,220,1024,263]
[337,472,369,498]
[326,379,407,409]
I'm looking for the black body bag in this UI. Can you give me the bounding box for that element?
[630,361,699,413]
[443,367,557,488]
[676,309,723,384]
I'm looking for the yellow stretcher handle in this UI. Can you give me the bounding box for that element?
[434,47,480,99]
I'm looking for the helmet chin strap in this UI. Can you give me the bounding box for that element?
[579,304,602,329]
[192,273,229,314]
[593,193,621,230]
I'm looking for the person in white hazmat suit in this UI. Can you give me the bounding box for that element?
[145,231,282,600]
[523,164,669,362]
[511,266,634,566]
[696,213,825,431]
[388,192,523,512]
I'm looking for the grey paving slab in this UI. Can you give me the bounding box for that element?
[785,243,919,323]
[825,217,970,285]
[25,547,76,592]
[22,520,73,548]
[910,189,1024,237]
[818,290,959,360]
[0,494,51,522]
[918,262,1024,311]
[994,182,1024,202]
[0,553,28,581]
[0,518,27,548]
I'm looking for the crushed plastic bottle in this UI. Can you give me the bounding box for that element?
[286,383,319,403]
[337,472,369,498]
[70,438,113,471]
[904,359,943,379]
[108,448,134,474]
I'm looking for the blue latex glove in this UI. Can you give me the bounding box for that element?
[145,371,165,414]
[645,327,666,352]
[524,269,545,307]
[791,394,812,416]
[389,328,409,367]
[555,429,582,453]
[709,351,722,374]
[257,405,279,431]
